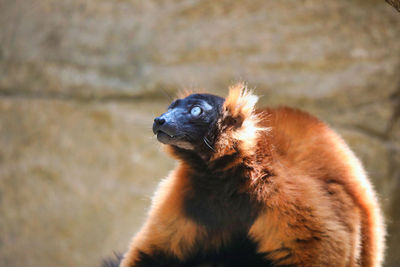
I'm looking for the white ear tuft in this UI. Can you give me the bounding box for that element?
[223,83,259,119]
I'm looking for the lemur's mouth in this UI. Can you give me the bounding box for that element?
[153,120,177,140]
[156,130,175,139]
[152,117,193,149]
[156,131,194,150]
[155,127,179,145]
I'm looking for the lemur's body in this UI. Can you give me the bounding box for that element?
[114,85,384,267]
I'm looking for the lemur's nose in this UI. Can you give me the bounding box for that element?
[154,117,165,126]
[153,116,166,134]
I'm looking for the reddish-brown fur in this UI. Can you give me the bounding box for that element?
[120,85,385,267]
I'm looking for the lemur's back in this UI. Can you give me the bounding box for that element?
[256,107,385,267]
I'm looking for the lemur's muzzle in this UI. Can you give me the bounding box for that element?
[153,115,177,138]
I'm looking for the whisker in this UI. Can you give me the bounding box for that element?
[203,137,215,152]
[160,88,173,101]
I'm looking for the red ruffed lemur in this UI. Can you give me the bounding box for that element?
[105,84,385,267]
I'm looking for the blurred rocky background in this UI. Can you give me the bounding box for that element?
[0,0,399,266]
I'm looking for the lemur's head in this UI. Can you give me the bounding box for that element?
[153,93,224,150]
[153,83,263,161]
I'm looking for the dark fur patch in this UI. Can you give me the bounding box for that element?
[209,151,240,171]
[184,179,257,231]
[135,235,280,267]
[183,157,260,231]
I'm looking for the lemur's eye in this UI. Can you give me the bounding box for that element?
[190,106,202,116]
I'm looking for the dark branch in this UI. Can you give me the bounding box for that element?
[385,0,400,12]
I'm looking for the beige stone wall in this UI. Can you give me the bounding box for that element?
[0,0,399,266]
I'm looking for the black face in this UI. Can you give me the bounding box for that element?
[153,94,224,151]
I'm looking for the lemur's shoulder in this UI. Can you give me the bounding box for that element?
[256,106,343,171]
[254,106,385,267]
